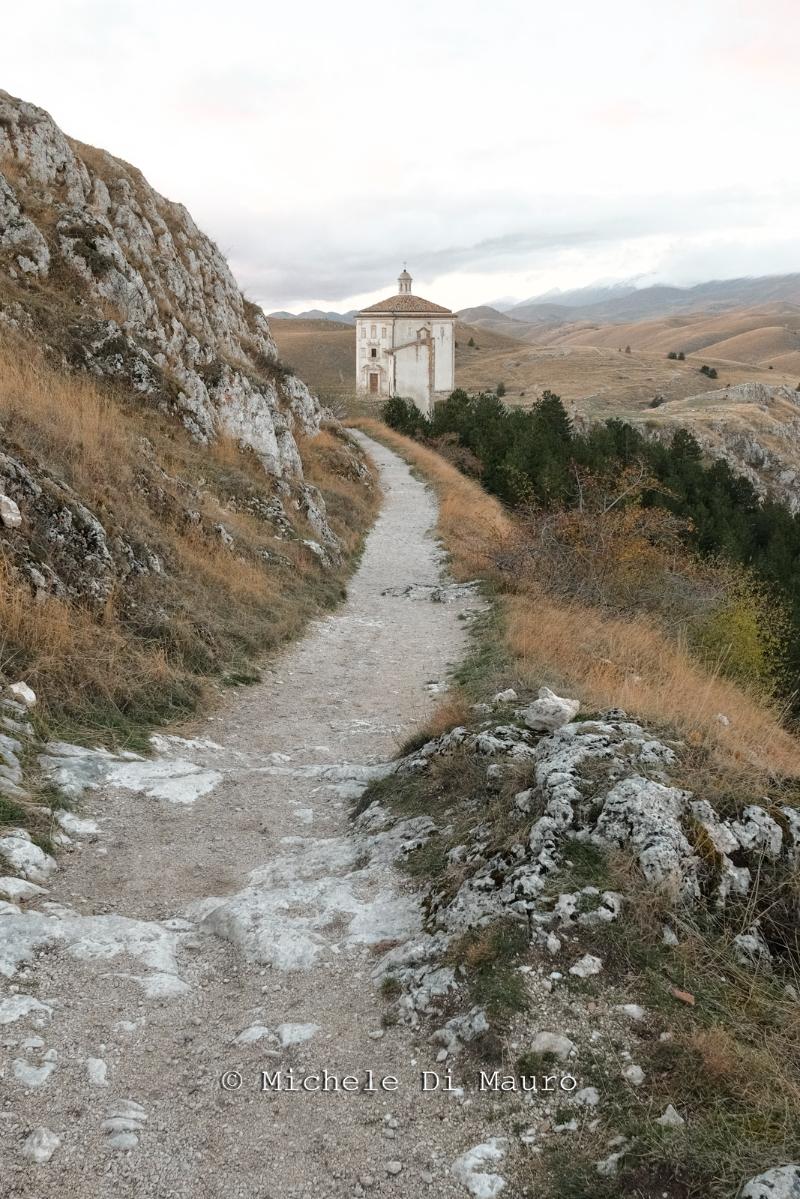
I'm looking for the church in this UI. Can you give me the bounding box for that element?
[355,269,455,416]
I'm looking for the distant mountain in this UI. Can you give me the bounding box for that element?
[517,281,640,310]
[504,275,800,325]
[269,309,357,325]
[457,305,515,323]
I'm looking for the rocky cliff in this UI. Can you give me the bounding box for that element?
[0,90,377,739]
[636,382,800,513]
[0,88,320,481]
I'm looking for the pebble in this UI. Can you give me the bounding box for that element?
[107,1132,139,1151]
[86,1057,108,1086]
[386,1161,403,1175]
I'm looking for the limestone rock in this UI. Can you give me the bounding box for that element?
[741,1165,800,1198]
[0,830,57,884]
[0,494,22,528]
[0,86,341,573]
[593,776,697,896]
[21,1127,61,1163]
[451,1138,507,1198]
[529,1031,575,1060]
[522,687,580,733]
[0,876,47,902]
[656,1104,685,1128]
[8,681,35,708]
[569,954,603,978]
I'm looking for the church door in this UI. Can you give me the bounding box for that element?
[369,372,379,393]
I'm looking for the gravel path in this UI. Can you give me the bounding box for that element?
[1,436,505,1198]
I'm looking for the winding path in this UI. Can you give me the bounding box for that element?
[1,437,501,1197]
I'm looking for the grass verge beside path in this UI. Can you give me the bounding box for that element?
[353,418,800,786]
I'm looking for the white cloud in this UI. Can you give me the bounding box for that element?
[1,0,799,310]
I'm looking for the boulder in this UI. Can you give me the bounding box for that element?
[522,687,580,733]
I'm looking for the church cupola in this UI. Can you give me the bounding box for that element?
[398,267,412,294]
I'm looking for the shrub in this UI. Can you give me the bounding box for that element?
[381,395,431,437]
[496,381,506,397]
[467,336,475,347]
[700,364,718,379]
[692,570,790,695]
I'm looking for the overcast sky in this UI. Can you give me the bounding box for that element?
[2,0,798,311]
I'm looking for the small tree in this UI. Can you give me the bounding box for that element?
[678,351,685,361]
[667,351,677,360]
[700,364,718,379]
[625,344,632,354]
[496,381,506,397]
[381,396,430,437]
[467,336,475,347]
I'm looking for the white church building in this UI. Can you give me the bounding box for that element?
[355,269,455,416]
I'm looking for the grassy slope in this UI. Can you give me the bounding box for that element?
[0,337,378,811]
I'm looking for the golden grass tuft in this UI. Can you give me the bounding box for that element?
[354,419,800,783]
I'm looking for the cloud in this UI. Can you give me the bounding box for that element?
[2,0,798,311]
[208,186,798,307]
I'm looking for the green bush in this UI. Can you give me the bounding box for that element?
[381,396,430,438]
[382,386,800,703]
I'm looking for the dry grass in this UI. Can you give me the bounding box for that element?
[0,344,134,490]
[354,419,800,783]
[0,335,378,745]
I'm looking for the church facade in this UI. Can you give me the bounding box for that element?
[355,270,455,416]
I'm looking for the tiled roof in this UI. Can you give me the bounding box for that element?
[358,293,453,315]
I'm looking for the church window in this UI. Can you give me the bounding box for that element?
[360,326,366,338]
[370,347,377,358]
[370,324,376,337]
[381,326,387,337]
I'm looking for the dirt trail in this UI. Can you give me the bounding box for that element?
[1,436,505,1198]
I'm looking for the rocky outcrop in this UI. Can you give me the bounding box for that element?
[361,700,800,1036]
[640,382,800,514]
[0,89,322,482]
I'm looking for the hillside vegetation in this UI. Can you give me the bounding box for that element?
[354,412,800,1197]
[381,390,800,708]
[0,333,377,750]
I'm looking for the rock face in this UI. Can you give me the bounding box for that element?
[0,89,321,479]
[642,382,800,514]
